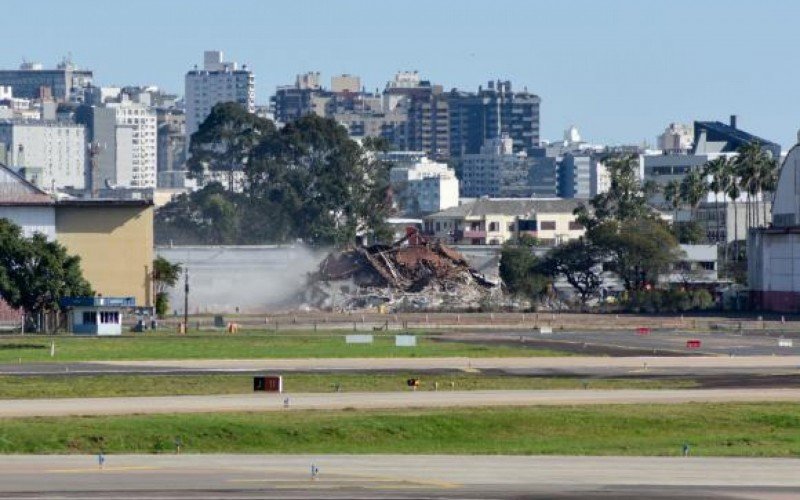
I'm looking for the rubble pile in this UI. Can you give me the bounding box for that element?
[304,238,499,311]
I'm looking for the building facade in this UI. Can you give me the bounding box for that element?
[156,108,187,188]
[0,120,86,190]
[424,198,585,246]
[460,136,533,197]
[185,50,255,144]
[387,153,459,215]
[0,59,92,101]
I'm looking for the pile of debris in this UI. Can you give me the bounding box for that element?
[304,233,499,311]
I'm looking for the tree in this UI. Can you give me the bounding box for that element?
[245,114,392,246]
[589,218,682,292]
[187,102,275,191]
[735,141,771,228]
[152,257,182,317]
[575,154,652,228]
[155,182,242,245]
[663,179,681,221]
[672,220,705,244]
[0,218,93,332]
[723,160,742,262]
[679,169,707,222]
[499,241,548,300]
[703,157,729,244]
[539,238,604,306]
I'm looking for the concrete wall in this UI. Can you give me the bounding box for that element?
[56,203,154,307]
[0,205,55,239]
[156,246,328,314]
[748,229,800,312]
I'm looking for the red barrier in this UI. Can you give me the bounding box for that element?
[686,339,701,349]
[636,327,652,335]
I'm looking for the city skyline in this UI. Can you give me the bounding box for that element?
[3,0,799,148]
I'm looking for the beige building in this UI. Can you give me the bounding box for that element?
[55,199,154,307]
[424,198,585,246]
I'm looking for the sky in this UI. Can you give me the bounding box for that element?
[4,0,800,148]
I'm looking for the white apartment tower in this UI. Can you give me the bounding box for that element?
[0,120,86,190]
[105,101,158,188]
[185,50,255,145]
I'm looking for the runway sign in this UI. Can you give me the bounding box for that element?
[396,335,417,347]
[254,375,283,393]
[686,339,702,349]
[346,335,374,344]
[778,338,793,347]
[636,327,651,335]
[535,326,553,334]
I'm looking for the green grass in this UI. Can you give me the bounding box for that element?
[0,333,569,363]
[0,373,697,399]
[0,404,797,456]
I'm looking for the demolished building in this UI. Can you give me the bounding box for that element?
[305,234,500,311]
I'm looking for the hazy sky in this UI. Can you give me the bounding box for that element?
[5,0,799,148]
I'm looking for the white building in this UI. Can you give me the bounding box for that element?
[105,101,157,188]
[658,123,694,154]
[0,120,86,190]
[185,50,255,144]
[460,136,532,197]
[387,152,459,215]
[0,163,56,239]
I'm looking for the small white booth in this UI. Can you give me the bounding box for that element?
[60,297,135,336]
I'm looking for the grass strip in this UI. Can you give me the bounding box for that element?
[0,373,696,399]
[0,334,570,363]
[0,404,797,456]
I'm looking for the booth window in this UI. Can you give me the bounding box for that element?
[99,311,119,324]
[82,311,97,324]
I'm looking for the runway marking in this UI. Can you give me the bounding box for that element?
[228,475,459,489]
[46,465,160,473]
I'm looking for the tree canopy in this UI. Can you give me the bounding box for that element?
[158,107,391,247]
[0,218,93,330]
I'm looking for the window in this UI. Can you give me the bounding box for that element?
[699,261,715,271]
[508,223,515,231]
[540,221,556,230]
[435,222,441,231]
[488,222,498,232]
[82,311,97,325]
[569,221,583,230]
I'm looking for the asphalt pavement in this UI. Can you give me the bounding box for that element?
[1,387,799,417]
[0,454,798,499]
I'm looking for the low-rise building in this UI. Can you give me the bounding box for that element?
[424,197,585,246]
[387,153,459,215]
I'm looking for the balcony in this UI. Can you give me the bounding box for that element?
[463,229,487,238]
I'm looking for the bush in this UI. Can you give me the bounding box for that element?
[155,292,170,318]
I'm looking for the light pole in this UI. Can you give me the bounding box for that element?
[183,267,189,333]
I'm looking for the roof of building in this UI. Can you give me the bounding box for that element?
[426,198,585,219]
[0,163,54,206]
[694,121,780,153]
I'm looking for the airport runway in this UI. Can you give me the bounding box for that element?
[1,388,799,417]
[1,355,799,379]
[0,454,798,499]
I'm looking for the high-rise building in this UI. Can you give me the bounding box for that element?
[0,58,92,102]
[460,136,533,198]
[157,109,187,188]
[0,120,86,190]
[76,100,157,190]
[185,50,255,144]
[449,80,540,159]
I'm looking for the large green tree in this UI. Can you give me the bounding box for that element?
[539,238,604,306]
[589,218,682,292]
[499,240,548,300]
[244,114,392,246]
[155,183,242,245]
[187,102,275,191]
[0,219,93,332]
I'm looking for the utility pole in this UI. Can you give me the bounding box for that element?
[183,267,189,333]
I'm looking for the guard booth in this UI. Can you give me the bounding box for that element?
[60,297,135,336]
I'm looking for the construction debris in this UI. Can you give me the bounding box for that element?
[304,231,500,312]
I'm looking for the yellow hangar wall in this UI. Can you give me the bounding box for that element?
[55,202,154,307]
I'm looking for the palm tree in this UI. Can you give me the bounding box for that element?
[663,179,680,222]
[736,141,769,228]
[680,170,707,222]
[759,157,779,225]
[703,157,728,244]
[724,166,742,262]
